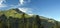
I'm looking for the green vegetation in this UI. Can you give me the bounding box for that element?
[0,8,60,28]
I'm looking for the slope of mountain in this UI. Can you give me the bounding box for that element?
[0,8,60,28]
[0,8,31,18]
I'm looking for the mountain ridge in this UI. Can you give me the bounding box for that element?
[0,8,60,28]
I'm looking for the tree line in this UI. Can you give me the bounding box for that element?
[0,13,43,28]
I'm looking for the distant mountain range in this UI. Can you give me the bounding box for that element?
[0,8,60,28]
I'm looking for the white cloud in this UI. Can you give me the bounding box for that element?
[18,8,32,13]
[0,0,7,7]
[8,0,31,8]
[19,0,31,5]
[0,4,7,7]
[28,14,34,16]
[18,8,34,16]
[18,8,27,12]
[19,0,24,5]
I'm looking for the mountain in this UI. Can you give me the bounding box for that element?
[0,8,60,28]
[0,8,30,18]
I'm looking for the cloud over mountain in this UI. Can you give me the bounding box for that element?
[18,8,32,13]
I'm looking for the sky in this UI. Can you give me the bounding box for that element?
[0,0,60,21]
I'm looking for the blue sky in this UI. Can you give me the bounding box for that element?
[0,0,60,21]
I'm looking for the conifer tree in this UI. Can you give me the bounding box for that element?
[35,15,41,28]
[22,13,26,28]
[1,14,8,28]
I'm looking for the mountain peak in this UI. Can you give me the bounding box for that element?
[0,8,27,18]
[9,8,24,14]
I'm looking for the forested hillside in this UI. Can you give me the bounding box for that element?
[0,8,60,28]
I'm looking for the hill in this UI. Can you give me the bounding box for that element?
[0,8,60,28]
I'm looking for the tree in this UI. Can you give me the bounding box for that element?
[22,13,27,28]
[35,15,41,28]
[0,14,8,28]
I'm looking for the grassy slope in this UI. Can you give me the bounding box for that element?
[0,8,60,28]
[0,9,31,19]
